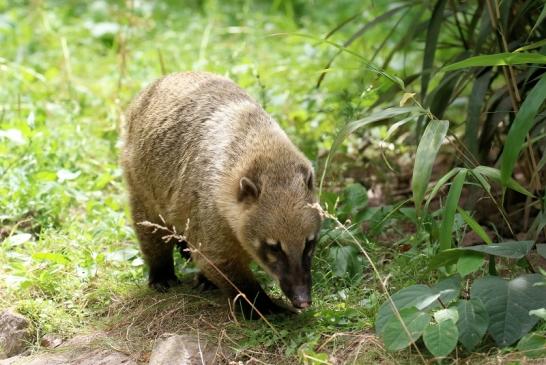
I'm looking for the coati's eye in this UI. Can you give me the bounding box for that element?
[264,239,282,254]
[303,237,316,257]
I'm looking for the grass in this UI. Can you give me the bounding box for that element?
[1,1,544,364]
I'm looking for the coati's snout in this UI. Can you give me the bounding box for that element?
[278,261,313,309]
[258,236,316,309]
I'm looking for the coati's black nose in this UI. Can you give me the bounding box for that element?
[291,286,312,309]
[293,299,311,309]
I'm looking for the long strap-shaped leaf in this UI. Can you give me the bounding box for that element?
[442,53,546,72]
[439,169,467,251]
[316,4,411,88]
[501,73,546,186]
[412,119,449,215]
[421,0,448,101]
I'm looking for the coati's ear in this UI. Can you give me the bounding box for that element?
[299,166,314,191]
[306,170,314,191]
[238,176,260,202]
[298,165,315,191]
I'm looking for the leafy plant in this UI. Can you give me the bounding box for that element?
[376,273,546,356]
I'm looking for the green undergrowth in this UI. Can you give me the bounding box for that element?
[1,1,545,364]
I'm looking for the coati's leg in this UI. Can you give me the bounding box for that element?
[192,253,286,319]
[175,240,192,260]
[130,197,179,292]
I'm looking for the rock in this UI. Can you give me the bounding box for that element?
[149,334,215,365]
[40,333,63,349]
[0,330,136,365]
[0,348,136,365]
[0,310,31,359]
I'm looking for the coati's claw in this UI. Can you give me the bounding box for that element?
[150,281,170,293]
[149,273,181,293]
[235,293,295,320]
[193,273,218,292]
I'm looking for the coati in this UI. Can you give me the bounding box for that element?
[121,71,322,316]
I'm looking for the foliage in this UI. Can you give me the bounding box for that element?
[1,0,546,363]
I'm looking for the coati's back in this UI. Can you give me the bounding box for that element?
[123,72,255,205]
[122,72,292,211]
[122,72,322,315]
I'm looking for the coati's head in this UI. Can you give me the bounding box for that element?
[232,161,322,309]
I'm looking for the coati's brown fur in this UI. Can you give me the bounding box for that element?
[121,72,322,316]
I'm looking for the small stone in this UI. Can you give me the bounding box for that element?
[40,334,63,349]
[149,334,215,365]
[0,348,136,365]
[0,310,31,359]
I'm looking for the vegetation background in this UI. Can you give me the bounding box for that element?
[1,0,545,363]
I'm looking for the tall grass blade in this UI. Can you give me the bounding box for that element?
[424,167,462,213]
[316,4,411,88]
[501,73,546,186]
[530,4,546,35]
[465,71,492,155]
[421,0,447,100]
[412,119,449,215]
[473,166,533,197]
[442,53,546,72]
[457,207,492,245]
[439,169,467,251]
[281,33,404,88]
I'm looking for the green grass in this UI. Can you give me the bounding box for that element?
[1,1,544,364]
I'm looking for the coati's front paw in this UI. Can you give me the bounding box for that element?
[193,272,219,292]
[235,294,294,320]
[148,272,181,293]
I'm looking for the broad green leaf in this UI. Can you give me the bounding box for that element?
[3,233,32,246]
[106,248,140,262]
[443,53,546,72]
[472,165,533,197]
[423,319,458,357]
[412,119,449,214]
[457,207,492,244]
[328,245,365,280]
[461,240,534,259]
[516,332,546,359]
[471,274,546,346]
[375,284,435,335]
[529,308,546,321]
[501,73,546,186]
[456,253,484,277]
[439,169,467,251]
[432,275,461,304]
[32,252,71,265]
[429,249,465,269]
[415,293,441,310]
[57,169,81,182]
[434,308,458,324]
[0,129,26,145]
[456,299,489,351]
[381,307,430,351]
[339,183,367,221]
